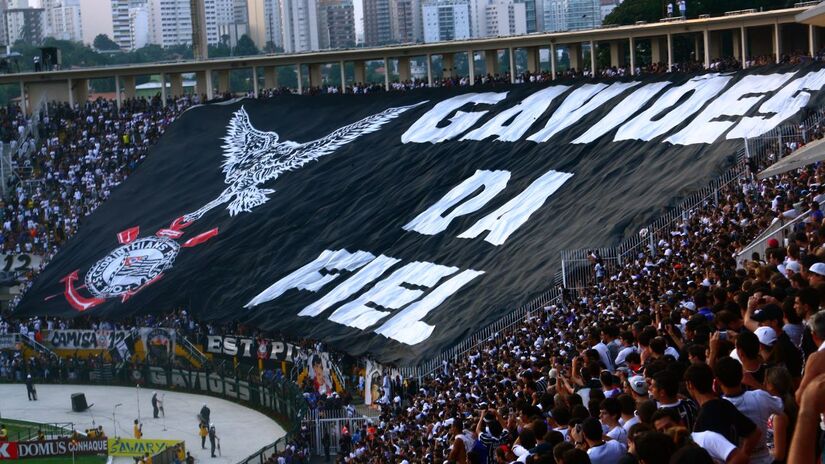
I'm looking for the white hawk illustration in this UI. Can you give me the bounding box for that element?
[183,101,426,222]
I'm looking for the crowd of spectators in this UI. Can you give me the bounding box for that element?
[2,45,825,464]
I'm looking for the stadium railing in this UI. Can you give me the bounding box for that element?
[559,107,825,290]
[238,434,292,464]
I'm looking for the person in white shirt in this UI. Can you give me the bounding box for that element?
[716,356,785,464]
[578,417,626,464]
[599,397,627,445]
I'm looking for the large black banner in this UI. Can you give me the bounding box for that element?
[17,65,825,364]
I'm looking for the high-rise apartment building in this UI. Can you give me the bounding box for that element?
[566,0,599,30]
[362,0,391,46]
[110,0,133,48]
[128,3,149,48]
[233,0,248,23]
[6,7,44,44]
[281,0,318,52]
[513,0,535,33]
[43,0,83,41]
[148,0,191,46]
[390,0,420,44]
[146,0,219,47]
[485,0,524,37]
[422,0,469,43]
[246,0,281,50]
[317,0,355,49]
[542,0,599,32]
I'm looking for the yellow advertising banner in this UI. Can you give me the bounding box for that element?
[107,438,182,457]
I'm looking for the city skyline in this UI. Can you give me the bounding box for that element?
[0,0,621,54]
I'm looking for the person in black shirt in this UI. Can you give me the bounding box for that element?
[649,370,698,431]
[684,363,760,456]
[748,304,803,380]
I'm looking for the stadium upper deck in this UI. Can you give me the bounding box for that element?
[2,4,825,113]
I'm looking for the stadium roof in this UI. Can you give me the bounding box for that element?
[758,137,825,179]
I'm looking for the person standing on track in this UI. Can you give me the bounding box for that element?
[208,424,218,458]
[199,421,208,449]
[152,392,160,419]
[25,374,36,401]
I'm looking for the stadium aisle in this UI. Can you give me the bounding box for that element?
[0,384,284,463]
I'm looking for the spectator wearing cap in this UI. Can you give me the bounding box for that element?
[625,375,648,403]
[576,417,626,464]
[745,304,803,379]
[685,362,760,458]
[806,262,825,288]
[716,356,786,464]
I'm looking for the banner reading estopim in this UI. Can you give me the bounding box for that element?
[107,438,182,457]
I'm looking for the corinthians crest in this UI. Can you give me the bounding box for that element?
[56,102,424,311]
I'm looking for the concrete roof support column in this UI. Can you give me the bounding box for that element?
[67,78,74,108]
[629,37,636,75]
[732,29,741,60]
[774,22,782,63]
[589,40,596,77]
[309,63,322,89]
[217,69,230,95]
[398,57,411,82]
[114,76,121,109]
[526,47,538,74]
[263,67,278,90]
[426,54,433,86]
[666,33,673,71]
[550,43,557,79]
[354,60,366,85]
[467,51,475,84]
[383,57,390,90]
[160,73,167,107]
[741,26,748,68]
[508,47,515,83]
[169,73,184,98]
[485,49,498,76]
[810,25,817,57]
[297,65,303,94]
[609,41,620,68]
[443,53,454,78]
[194,71,211,99]
[703,29,710,69]
[339,61,346,93]
[568,43,581,72]
[123,75,137,100]
[251,66,259,96]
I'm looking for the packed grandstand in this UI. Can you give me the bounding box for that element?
[3,38,825,464]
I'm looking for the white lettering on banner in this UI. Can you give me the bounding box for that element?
[667,73,797,145]
[0,443,11,458]
[403,170,511,236]
[528,82,640,142]
[248,250,484,344]
[615,74,732,142]
[328,261,460,329]
[298,255,401,317]
[401,93,508,143]
[244,249,375,308]
[374,269,485,344]
[461,86,570,141]
[728,69,825,139]
[572,82,672,144]
[458,170,573,245]
[223,336,238,356]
